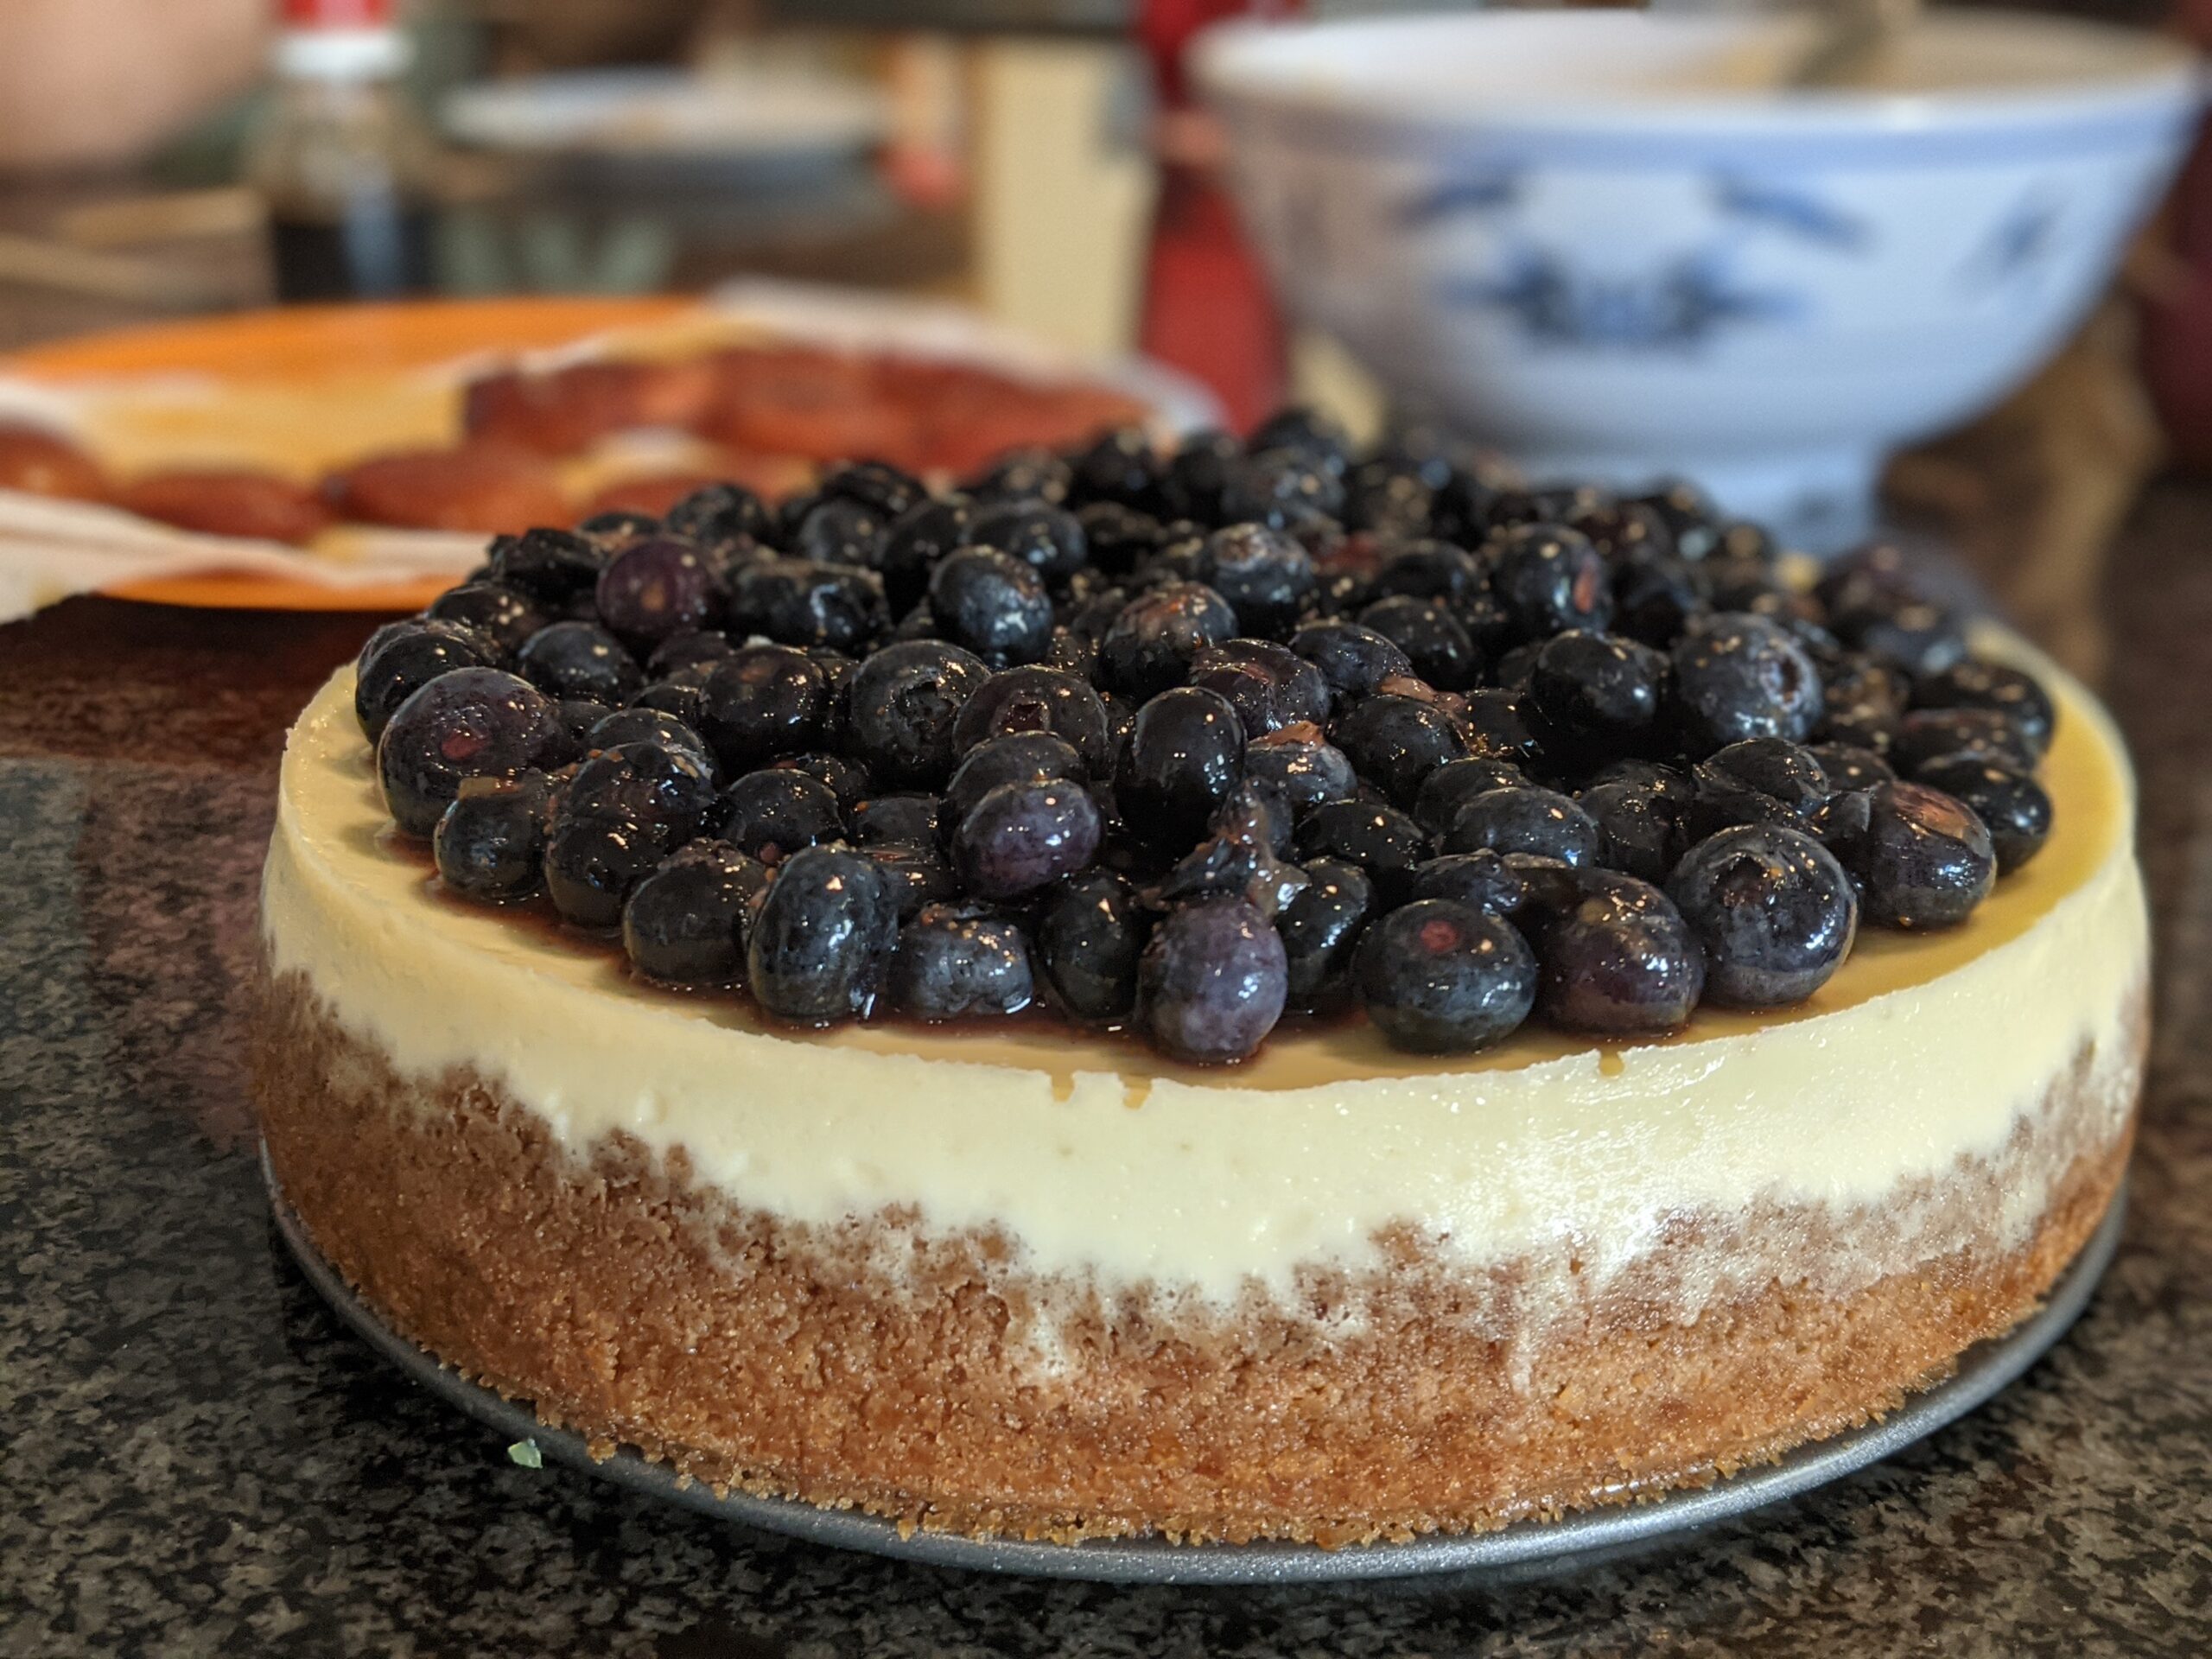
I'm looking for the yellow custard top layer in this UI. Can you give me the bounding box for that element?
[263,640,2146,1299]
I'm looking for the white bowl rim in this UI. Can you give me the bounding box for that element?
[1193,8,2204,139]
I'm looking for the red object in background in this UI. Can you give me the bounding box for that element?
[2143,2,2212,467]
[281,0,392,24]
[1136,0,1294,435]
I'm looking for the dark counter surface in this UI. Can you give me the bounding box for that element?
[3,490,2208,1657]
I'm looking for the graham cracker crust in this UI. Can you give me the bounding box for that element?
[254,971,2141,1547]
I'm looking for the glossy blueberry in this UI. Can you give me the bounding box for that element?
[770,751,870,814]
[1217,448,1346,532]
[594,537,717,651]
[1631,480,1725,562]
[1815,779,1996,929]
[578,508,659,546]
[426,582,547,658]
[564,741,718,842]
[697,645,829,773]
[719,769,844,865]
[944,733,1087,829]
[873,494,974,613]
[849,791,942,849]
[1276,856,1373,1008]
[1442,785,1603,868]
[1522,869,1705,1035]
[1806,741,1895,795]
[1354,596,1476,690]
[953,779,1103,900]
[950,665,1114,774]
[585,706,711,767]
[729,557,889,652]
[1188,639,1332,737]
[1815,654,1910,753]
[620,840,770,984]
[1370,540,1486,607]
[377,667,564,837]
[1413,757,1527,837]
[1837,592,1967,677]
[1891,708,2039,776]
[1194,523,1316,639]
[1912,659,2054,755]
[1487,522,1611,640]
[841,639,990,790]
[543,812,664,929]
[1033,868,1149,1022]
[1669,613,1823,755]
[1137,896,1288,1064]
[664,481,771,550]
[1096,582,1240,702]
[1287,620,1414,708]
[1149,785,1310,919]
[1075,501,1166,575]
[514,620,645,707]
[927,546,1054,668]
[789,495,888,568]
[965,499,1088,588]
[1574,780,1681,883]
[1459,688,1549,769]
[1354,899,1537,1053]
[1247,724,1359,818]
[1249,404,1354,474]
[1066,426,1167,513]
[486,526,604,601]
[1408,849,1529,918]
[1683,737,1831,842]
[745,845,901,1026]
[870,842,961,920]
[1912,756,2052,874]
[1114,685,1247,856]
[818,459,925,521]
[1611,552,1710,647]
[433,772,552,902]
[645,628,736,677]
[1569,499,1674,564]
[887,904,1036,1020]
[354,620,494,742]
[1329,692,1468,806]
[1667,825,1857,1007]
[1294,800,1431,905]
[1157,428,1238,521]
[964,446,1072,506]
[1530,629,1668,751]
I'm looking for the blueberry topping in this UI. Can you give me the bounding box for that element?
[1097,581,1240,702]
[944,733,1087,829]
[1189,639,1332,737]
[1412,757,1527,836]
[729,557,889,652]
[1331,693,1468,806]
[621,840,769,984]
[1806,741,1895,795]
[426,582,546,658]
[929,546,1055,667]
[1912,659,2055,755]
[664,481,771,550]
[818,459,926,521]
[1669,613,1822,754]
[1149,784,1310,918]
[646,628,737,677]
[1067,426,1168,514]
[1443,785,1603,867]
[849,791,942,849]
[870,842,961,920]
[378,667,564,837]
[1891,708,2038,777]
[746,845,900,1026]
[842,640,990,789]
[1354,899,1537,1052]
[1488,522,1611,640]
[1408,849,1528,918]
[1114,684,1247,856]
[772,751,871,814]
[953,778,1103,900]
[1573,779,1680,884]
[950,665,1114,774]
[1137,897,1288,1064]
[1287,620,1414,707]
[1530,629,1667,753]
[515,620,646,707]
[887,904,1036,1020]
[434,772,552,902]
[874,495,975,613]
[1193,523,1316,639]
[1522,870,1705,1034]
[966,499,1088,588]
[965,445,1072,505]
[1816,779,1996,929]
[1275,855,1373,1008]
[585,707,712,768]
[1683,737,1830,840]
[719,768,844,864]
[698,645,830,772]
[1033,868,1150,1022]
[543,813,664,929]
[1294,800,1431,905]
[1247,723,1360,818]
[489,527,606,601]
[594,537,717,650]
[1911,756,2051,874]
[354,620,494,742]
[1667,825,1858,1007]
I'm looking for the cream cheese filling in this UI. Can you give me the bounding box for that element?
[263,644,2145,1306]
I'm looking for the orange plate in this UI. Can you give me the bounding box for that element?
[5,296,698,613]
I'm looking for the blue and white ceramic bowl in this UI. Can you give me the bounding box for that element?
[1196,9,2202,547]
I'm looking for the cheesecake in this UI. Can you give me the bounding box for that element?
[257,635,2144,1545]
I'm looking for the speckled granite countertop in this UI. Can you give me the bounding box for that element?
[3,496,2209,1658]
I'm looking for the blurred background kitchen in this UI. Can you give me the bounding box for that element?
[0,0,2204,667]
